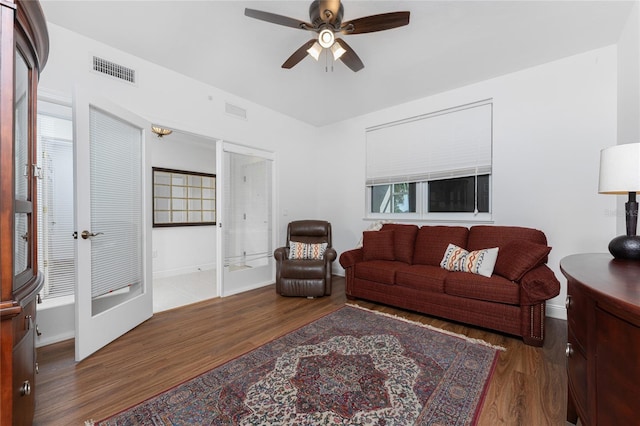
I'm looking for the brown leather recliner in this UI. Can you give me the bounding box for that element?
[273,220,337,297]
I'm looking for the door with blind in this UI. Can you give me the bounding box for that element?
[73,92,152,361]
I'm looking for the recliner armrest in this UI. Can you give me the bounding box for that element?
[274,247,288,261]
[519,264,561,305]
[339,248,364,269]
[324,247,337,263]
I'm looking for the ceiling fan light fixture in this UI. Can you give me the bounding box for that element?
[307,41,322,61]
[331,42,346,60]
[318,28,335,48]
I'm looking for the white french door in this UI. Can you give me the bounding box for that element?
[73,91,152,361]
[216,142,275,297]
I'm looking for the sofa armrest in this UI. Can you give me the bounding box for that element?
[274,247,288,261]
[339,248,364,269]
[519,264,561,305]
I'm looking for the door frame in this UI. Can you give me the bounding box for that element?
[216,141,277,297]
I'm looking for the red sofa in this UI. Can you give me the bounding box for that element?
[339,224,561,346]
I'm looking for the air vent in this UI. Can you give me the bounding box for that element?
[92,56,136,84]
[225,102,247,120]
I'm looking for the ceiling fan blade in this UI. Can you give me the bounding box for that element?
[335,38,364,72]
[245,8,312,30]
[340,11,410,35]
[282,39,316,69]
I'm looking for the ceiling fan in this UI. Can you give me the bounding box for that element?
[244,0,410,72]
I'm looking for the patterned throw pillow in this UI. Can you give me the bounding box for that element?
[288,241,328,260]
[440,243,499,278]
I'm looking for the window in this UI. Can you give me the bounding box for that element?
[153,168,216,227]
[365,101,492,220]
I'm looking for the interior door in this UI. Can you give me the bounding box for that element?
[216,142,275,297]
[73,91,152,361]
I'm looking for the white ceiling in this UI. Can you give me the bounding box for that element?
[39,0,635,127]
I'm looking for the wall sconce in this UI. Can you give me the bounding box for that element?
[151,126,172,138]
[598,143,640,260]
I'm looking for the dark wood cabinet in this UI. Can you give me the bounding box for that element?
[561,253,640,426]
[0,1,48,424]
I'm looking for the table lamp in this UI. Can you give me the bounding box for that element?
[598,143,640,260]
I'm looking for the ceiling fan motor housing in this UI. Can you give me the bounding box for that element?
[310,0,344,28]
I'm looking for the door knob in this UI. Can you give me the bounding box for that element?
[81,230,104,239]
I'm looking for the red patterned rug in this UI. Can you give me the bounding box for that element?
[92,305,503,425]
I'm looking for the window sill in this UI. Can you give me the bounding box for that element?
[365,212,493,224]
[37,295,75,310]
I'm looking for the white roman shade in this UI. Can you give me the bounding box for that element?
[366,101,492,186]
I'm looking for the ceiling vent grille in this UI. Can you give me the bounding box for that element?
[92,56,136,84]
[225,102,247,120]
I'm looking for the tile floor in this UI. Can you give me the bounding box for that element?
[152,269,217,312]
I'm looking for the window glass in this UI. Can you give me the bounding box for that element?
[429,175,489,213]
[371,183,416,213]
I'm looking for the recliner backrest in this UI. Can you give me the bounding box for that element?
[286,220,332,246]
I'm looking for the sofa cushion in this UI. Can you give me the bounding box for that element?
[445,272,519,305]
[395,264,448,292]
[362,230,395,261]
[440,244,499,278]
[354,260,401,285]
[413,226,469,266]
[381,223,419,264]
[468,225,547,252]
[494,240,552,281]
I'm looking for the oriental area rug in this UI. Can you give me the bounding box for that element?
[92,305,503,426]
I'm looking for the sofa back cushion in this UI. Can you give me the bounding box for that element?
[467,225,547,250]
[413,226,469,266]
[381,223,419,264]
[362,230,395,261]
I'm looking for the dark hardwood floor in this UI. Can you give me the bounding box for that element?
[34,277,568,425]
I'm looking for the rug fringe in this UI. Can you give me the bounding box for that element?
[84,420,95,426]
[345,303,507,351]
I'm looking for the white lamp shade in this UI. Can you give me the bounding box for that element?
[598,143,640,194]
[331,42,346,60]
[306,42,322,61]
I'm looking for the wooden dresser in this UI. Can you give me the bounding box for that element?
[0,1,48,424]
[560,253,640,426]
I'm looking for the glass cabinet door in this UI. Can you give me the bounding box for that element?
[13,50,35,290]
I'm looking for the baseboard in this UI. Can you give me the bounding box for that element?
[36,332,74,348]
[153,264,216,279]
[546,302,567,320]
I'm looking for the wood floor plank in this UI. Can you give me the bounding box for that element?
[34,277,568,425]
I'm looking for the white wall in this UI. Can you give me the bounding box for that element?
[616,1,640,235]
[319,46,619,320]
[151,134,217,278]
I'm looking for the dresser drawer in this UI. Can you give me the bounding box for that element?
[566,332,588,423]
[12,299,36,346]
[566,280,588,350]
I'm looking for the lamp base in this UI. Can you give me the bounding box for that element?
[608,235,640,260]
